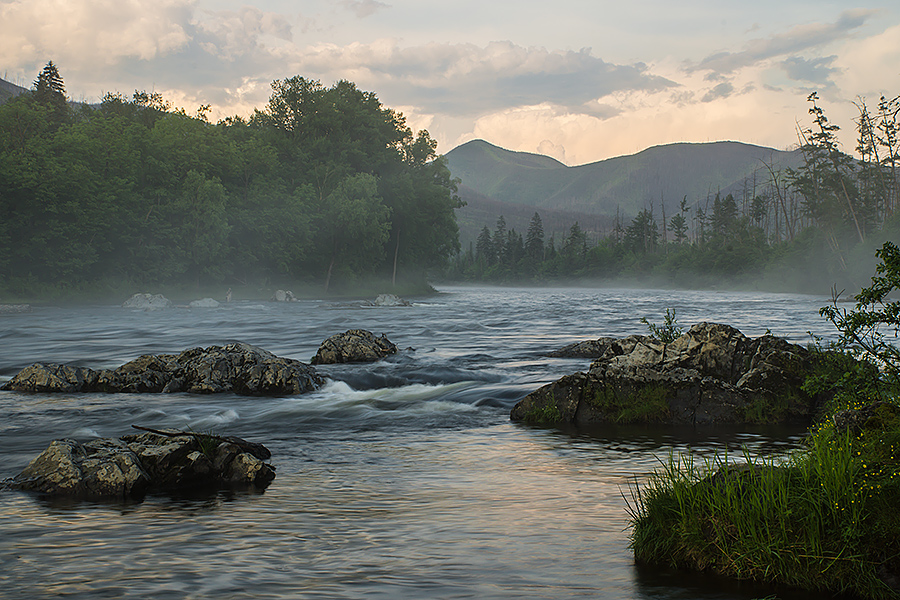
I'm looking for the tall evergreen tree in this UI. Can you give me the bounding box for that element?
[32,61,69,125]
[525,212,545,261]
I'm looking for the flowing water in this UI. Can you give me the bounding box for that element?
[0,286,844,599]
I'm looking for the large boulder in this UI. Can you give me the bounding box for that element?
[512,323,815,427]
[122,293,172,310]
[311,329,398,364]
[8,431,275,500]
[2,342,324,396]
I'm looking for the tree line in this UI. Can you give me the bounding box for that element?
[446,92,900,293]
[0,62,462,298]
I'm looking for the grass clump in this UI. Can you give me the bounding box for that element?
[628,415,900,598]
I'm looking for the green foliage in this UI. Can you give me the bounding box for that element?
[640,308,683,344]
[0,66,462,298]
[821,241,900,379]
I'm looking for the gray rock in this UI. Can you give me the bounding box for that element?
[311,329,398,364]
[9,431,275,500]
[512,323,815,427]
[10,438,150,499]
[0,304,31,314]
[371,293,411,307]
[189,298,220,308]
[271,290,297,302]
[2,343,323,396]
[122,293,172,310]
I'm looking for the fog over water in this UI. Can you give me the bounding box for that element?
[0,286,845,599]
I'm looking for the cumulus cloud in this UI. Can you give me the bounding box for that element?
[690,8,877,75]
[0,0,193,67]
[287,40,675,117]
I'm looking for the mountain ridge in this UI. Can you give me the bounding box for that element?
[445,139,803,228]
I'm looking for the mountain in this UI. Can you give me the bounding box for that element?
[0,77,28,105]
[446,139,803,244]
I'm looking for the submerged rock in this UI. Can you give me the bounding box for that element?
[189,297,220,308]
[371,293,411,307]
[9,430,275,500]
[311,329,398,364]
[122,293,172,310]
[271,289,297,302]
[2,342,324,396]
[0,304,31,314]
[512,323,815,427]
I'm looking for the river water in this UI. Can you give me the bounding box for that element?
[0,286,845,599]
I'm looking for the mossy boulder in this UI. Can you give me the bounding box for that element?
[512,323,816,426]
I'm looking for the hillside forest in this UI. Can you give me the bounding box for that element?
[0,63,461,299]
[445,92,900,294]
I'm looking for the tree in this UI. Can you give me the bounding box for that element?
[525,212,545,262]
[669,213,688,244]
[32,62,69,126]
[821,241,900,379]
[317,173,391,293]
[475,226,495,266]
[624,209,658,254]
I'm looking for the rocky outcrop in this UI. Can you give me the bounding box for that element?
[512,323,815,427]
[311,329,398,364]
[370,294,411,307]
[122,293,171,310]
[8,430,275,500]
[2,342,323,395]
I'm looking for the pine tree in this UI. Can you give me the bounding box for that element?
[32,61,69,124]
[524,212,545,261]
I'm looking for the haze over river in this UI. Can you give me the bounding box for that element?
[0,286,845,599]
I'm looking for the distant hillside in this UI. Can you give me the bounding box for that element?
[0,77,27,105]
[446,140,803,230]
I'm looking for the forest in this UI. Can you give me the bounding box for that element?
[2,62,898,299]
[0,63,462,299]
[445,92,900,294]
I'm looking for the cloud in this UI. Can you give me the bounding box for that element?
[340,0,390,18]
[701,82,734,103]
[0,0,193,67]
[288,40,676,117]
[690,8,877,75]
[780,55,838,85]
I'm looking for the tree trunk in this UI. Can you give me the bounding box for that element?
[392,227,401,288]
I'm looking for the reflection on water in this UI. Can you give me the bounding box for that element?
[0,287,843,598]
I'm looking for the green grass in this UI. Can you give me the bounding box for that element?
[628,394,900,599]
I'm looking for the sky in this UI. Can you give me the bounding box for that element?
[2,0,899,166]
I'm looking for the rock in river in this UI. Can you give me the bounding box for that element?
[1,342,323,395]
[512,323,816,427]
[311,329,398,364]
[8,430,275,500]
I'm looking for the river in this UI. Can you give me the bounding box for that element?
[0,286,845,599]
